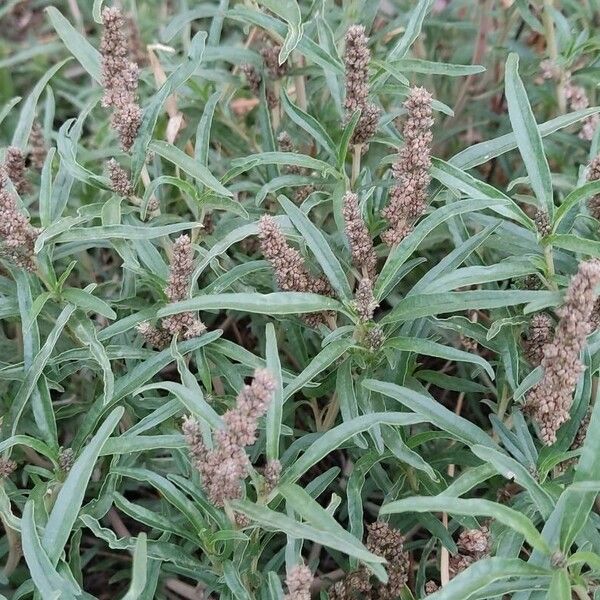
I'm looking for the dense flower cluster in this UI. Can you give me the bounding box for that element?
[344,25,380,145]
[525,259,600,444]
[100,7,141,151]
[382,87,433,245]
[183,369,276,507]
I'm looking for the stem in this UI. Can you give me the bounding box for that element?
[271,82,281,130]
[293,53,307,112]
[351,144,362,188]
[542,0,566,114]
[544,244,558,290]
[497,387,510,423]
[2,514,21,577]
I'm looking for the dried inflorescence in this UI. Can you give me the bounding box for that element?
[587,154,600,220]
[344,25,380,145]
[284,565,312,600]
[5,146,29,195]
[540,61,598,140]
[162,235,206,339]
[29,122,47,170]
[242,64,262,96]
[0,458,17,479]
[534,210,551,237]
[355,277,378,322]
[137,321,171,350]
[525,259,600,444]
[329,521,408,600]
[183,369,276,507]
[106,159,133,197]
[342,191,377,279]
[0,171,39,271]
[449,526,491,577]
[382,87,433,246]
[137,235,205,348]
[258,215,332,297]
[523,313,553,366]
[58,448,75,473]
[100,7,142,151]
[261,44,288,79]
[263,459,281,494]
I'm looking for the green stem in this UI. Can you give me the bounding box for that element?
[351,144,362,188]
[544,244,558,290]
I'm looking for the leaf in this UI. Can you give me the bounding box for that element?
[547,570,570,600]
[228,152,337,179]
[158,292,342,318]
[372,0,434,90]
[231,499,384,565]
[386,58,485,76]
[381,497,550,554]
[281,412,425,485]
[375,199,510,300]
[548,233,600,258]
[131,31,206,180]
[430,158,533,228]
[450,107,600,170]
[6,303,77,437]
[22,502,81,599]
[61,288,116,320]
[470,445,554,518]
[265,323,284,461]
[279,483,386,578]
[42,407,124,564]
[279,196,351,299]
[425,558,550,600]
[256,0,303,64]
[149,140,232,197]
[362,379,496,448]
[385,337,494,380]
[381,290,559,324]
[46,7,100,82]
[223,562,252,600]
[553,180,600,231]
[11,59,70,149]
[283,339,354,400]
[133,381,222,429]
[504,54,553,214]
[121,534,148,600]
[280,89,336,158]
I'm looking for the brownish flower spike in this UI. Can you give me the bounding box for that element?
[284,565,312,600]
[106,158,133,197]
[5,146,29,195]
[29,122,47,170]
[523,312,552,367]
[382,86,433,246]
[587,154,600,220]
[0,171,39,271]
[344,25,380,145]
[161,234,206,340]
[525,259,600,444]
[100,6,142,151]
[342,191,376,278]
[183,369,276,508]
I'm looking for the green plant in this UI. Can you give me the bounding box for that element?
[2,1,600,599]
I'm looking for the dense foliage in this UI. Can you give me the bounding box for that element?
[2,0,600,598]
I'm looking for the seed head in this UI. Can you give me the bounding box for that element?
[0,171,39,271]
[137,321,171,350]
[284,564,312,600]
[261,44,288,79]
[355,278,378,322]
[106,159,133,197]
[29,122,47,170]
[342,191,376,278]
[525,259,600,444]
[587,154,600,220]
[523,313,553,367]
[4,146,29,195]
[382,87,433,245]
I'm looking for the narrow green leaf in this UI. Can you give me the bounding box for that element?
[362,379,496,448]
[158,292,342,318]
[505,53,553,214]
[265,323,283,461]
[121,534,148,600]
[149,140,232,197]
[61,288,116,320]
[42,407,124,564]
[45,7,100,82]
[279,195,351,299]
[381,497,550,554]
[256,0,303,63]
